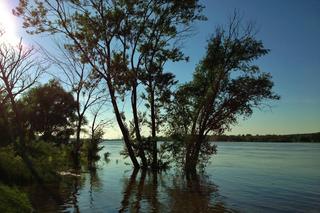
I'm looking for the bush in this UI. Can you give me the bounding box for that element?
[0,141,73,184]
[0,183,32,213]
[0,146,32,184]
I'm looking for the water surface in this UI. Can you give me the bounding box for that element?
[30,142,320,212]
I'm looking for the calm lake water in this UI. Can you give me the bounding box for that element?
[29,142,320,212]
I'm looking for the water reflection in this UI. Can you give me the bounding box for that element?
[25,173,85,212]
[27,158,232,212]
[118,169,231,213]
[167,174,231,213]
[70,175,80,213]
[88,169,101,209]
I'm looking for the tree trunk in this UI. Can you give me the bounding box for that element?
[185,156,197,177]
[73,117,82,168]
[7,91,26,149]
[185,147,197,176]
[131,84,148,168]
[185,135,203,175]
[1,55,26,149]
[150,87,157,170]
[192,136,203,167]
[0,102,14,144]
[106,78,140,168]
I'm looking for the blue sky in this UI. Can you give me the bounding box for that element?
[6,0,320,136]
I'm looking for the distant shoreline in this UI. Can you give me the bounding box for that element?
[104,132,320,143]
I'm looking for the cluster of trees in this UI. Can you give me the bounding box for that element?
[0,40,71,145]
[0,44,70,144]
[0,34,92,206]
[3,0,280,174]
[13,0,206,171]
[0,35,106,169]
[0,38,43,149]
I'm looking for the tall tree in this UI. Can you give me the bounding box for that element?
[88,99,111,166]
[0,38,43,148]
[0,33,50,185]
[141,69,177,169]
[15,0,205,168]
[167,16,280,174]
[44,44,106,163]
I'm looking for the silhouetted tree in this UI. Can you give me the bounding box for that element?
[0,33,55,188]
[167,15,280,173]
[141,69,177,169]
[0,37,43,148]
[44,44,106,162]
[15,0,205,169]
[20,80,77,143]
[87,100,111,169]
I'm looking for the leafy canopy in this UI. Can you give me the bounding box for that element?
[20,80,77,142]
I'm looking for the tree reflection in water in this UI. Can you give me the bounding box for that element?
[118,169,232,213]
[25,172,85,212]
[71,175,80,213]
[88,168,102,209]
[26,159,234,212]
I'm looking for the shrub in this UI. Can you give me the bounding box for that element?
[0,141,73,184]
[0,183,32,213]
[0,146,32,184]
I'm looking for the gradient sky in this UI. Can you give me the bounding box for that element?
[5,0,320,137]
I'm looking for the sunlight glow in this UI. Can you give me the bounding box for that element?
[0,1,20,45]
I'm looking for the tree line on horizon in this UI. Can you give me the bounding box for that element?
[0,0,279,177]
[107,132,320,143]
[208,132,320,143]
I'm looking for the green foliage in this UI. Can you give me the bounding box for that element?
[0,146,32,184]
[168,27,279,136]
[82,137,104,163]
[141,72,178,133]
[26,141,73,179]
[20,80,77,143]
[0,142,72,184]
[0,183,32,213]
[80,128,105,169]
[0,102,12,146]
[166,18,279,171]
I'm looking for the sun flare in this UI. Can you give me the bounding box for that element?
[0,1,20,45]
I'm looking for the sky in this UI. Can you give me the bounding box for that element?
[2,0,320,137]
